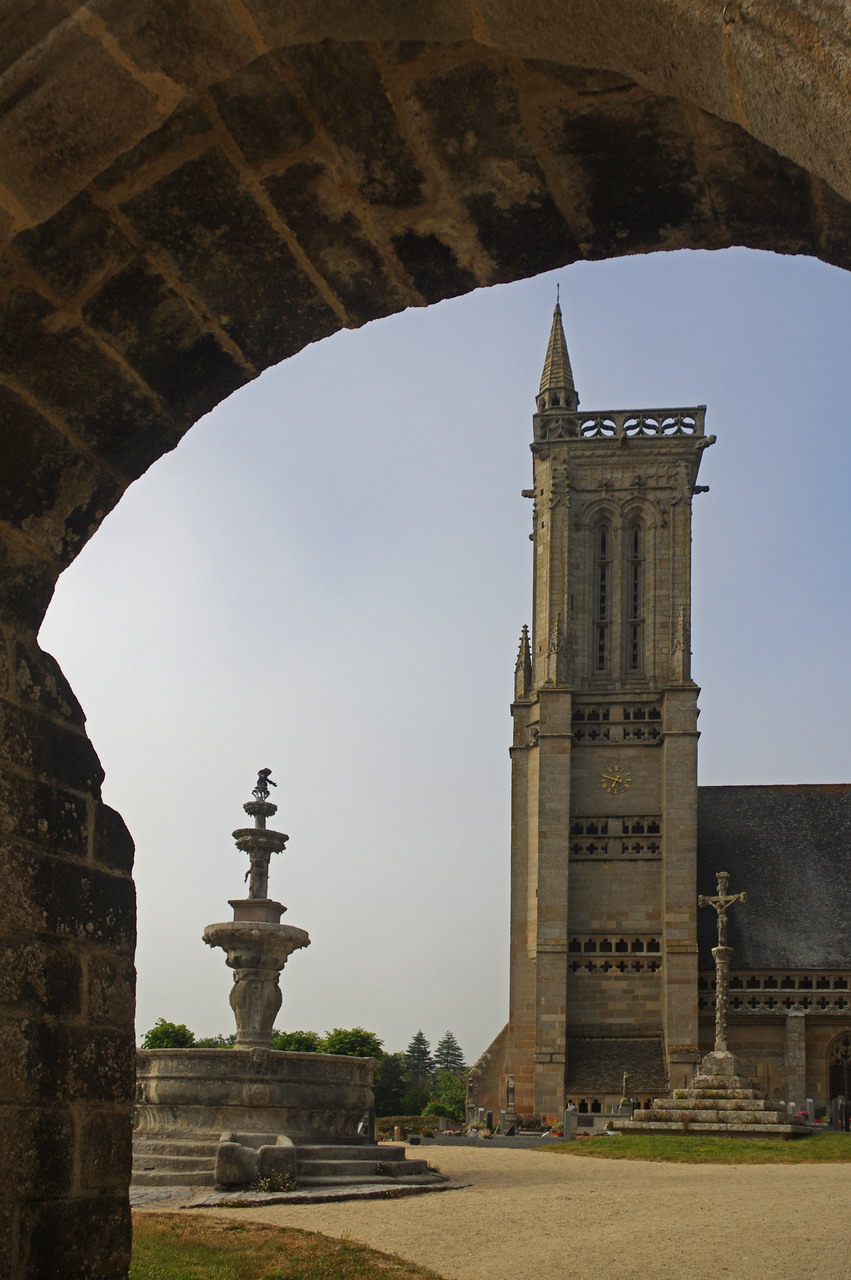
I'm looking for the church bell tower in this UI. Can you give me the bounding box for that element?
[506,299,714,1117]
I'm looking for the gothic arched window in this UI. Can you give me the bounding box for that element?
[626,520,644,672]
[594,523,610,671]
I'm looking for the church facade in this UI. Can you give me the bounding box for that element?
[471,304,851,1121]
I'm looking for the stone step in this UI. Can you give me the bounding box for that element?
[296,1145,407,1162]
[662,1097,777,1112]
[619,1120,808,1138]
[297,1173,440,1187]
[131,1169,216,1187]
[134,1139,220,1159]
[298,1158,431,1178]
[641,1109,796,1125]
[133,1153,215,1173]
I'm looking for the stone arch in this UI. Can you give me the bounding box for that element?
[2,6,851,1276]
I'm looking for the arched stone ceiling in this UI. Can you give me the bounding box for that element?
[0,5,849,624]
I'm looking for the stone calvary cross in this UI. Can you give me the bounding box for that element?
[698,871,747,1055]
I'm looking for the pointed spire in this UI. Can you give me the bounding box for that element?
[537,289,578,412]
[514,624,533,700]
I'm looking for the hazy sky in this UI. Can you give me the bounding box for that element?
[40,248,851,1065]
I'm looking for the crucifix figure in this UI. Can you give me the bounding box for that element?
[698,871,747,1054]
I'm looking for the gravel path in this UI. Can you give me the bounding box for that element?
[192,1145,851,1280]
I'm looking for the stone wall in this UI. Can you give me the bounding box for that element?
[1,4,850,1275]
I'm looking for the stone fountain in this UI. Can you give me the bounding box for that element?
[133,771,438,1191]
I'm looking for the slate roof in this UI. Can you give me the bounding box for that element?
[696,784,851,970]
[565,1036,668,1093]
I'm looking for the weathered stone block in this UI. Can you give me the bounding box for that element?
[0,385,94,535]
[80,1108,133,1191]
[0,289,184,479]
[0,1020,134,1105]
[0,937,83,1017]
[542,90,713,256]
[282,42,424,208]
[97,0,258,90]
[83,260,247,421]
[122,150,337,366]
[242,0,469,46]
[15,1196,131,1280]
[410,60,579,278]
[264,161,403,323]
[0,700,103,793]
[0,1105,75,1198]
[87,950,136,1026]
[697,113,813,254]
[0,0,69,78]
[13,192,133,301]
[728,5,851,203]
[13,641,86,726]
[259,1138,297,1180]
[815,178,851,273]
[93,100,214,192]
[0,19,163,223]
[0,778,89,860]
[210,53,314,165]
[215,1137,258,1186]
[0,539,60,628]
[37,859,135,951]
[391,229,477,304]
[92,803,135,876]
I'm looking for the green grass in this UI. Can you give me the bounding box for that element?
[542,1130,851,1163]
[131,1213,449,1280]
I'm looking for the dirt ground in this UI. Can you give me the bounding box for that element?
[190,1144,851,1280]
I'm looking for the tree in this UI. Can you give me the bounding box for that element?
[194,1032,235,1048]
[373,1052,409,1116]
[321,1027,384,1058]
[434,1030,466,1074]
[141,1018,195,1049]
[405,1030,434,1085]
[424,1069,467,1122]
[272,1029,322,1052]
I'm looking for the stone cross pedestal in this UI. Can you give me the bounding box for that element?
[698,870,747,1074]
[616,880,807,1136]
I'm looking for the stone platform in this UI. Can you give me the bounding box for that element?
[619,1052,810,1139]
[132,1133,442,1190]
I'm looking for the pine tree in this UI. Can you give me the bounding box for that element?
[434,1030,466,1073]
[404,1029,434,1084]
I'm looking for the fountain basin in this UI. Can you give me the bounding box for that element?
[202,920,309,966]
[135,1049,377,1143]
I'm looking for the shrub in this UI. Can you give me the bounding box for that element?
[378,1115,435,1136]
[252,1172,297,1193]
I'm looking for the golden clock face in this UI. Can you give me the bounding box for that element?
[600,764,632,795]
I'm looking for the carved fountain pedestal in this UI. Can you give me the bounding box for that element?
[201,795,310,1049]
